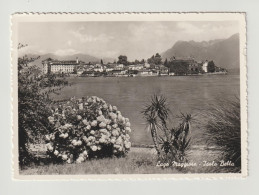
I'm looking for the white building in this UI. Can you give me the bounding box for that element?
[202,60,208,73]
[42,59,79,74]
[128,64,144,70]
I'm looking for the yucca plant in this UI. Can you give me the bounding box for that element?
[142,95,192,164]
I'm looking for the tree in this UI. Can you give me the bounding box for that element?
[141,59,145,64]
[168,61,189,75]
[147,53,162,65]
[134,59,140,65]
[208,61,216,73]
[18,44,69,165]
[73,66,78,74]
[117,55,128,65]
[164,58,168,67]
[101,59,103,65]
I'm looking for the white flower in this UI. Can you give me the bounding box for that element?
[62,154,68,161]
[77,115,82,121]
[72,140,77,146]
[107,125,111,130]
[97,115,105,122]
[112,130,119,136]
[90,130,95,135]
[64,133,68,138]
[97,145,102,150]
[99,122,106,128]
[112,124,118,128]
[99,138,105,143]
[67,158,72,164]
[46,143,53,151]
[109,105,113,111]
[125,142,131,149]
[83,136,88,142]
[121,117,126,124]
[91,145,98,151]
[109,112,117,120]
[117,114,123,121]
[77,140,82,146]
[103,104,108,109]
[54,150,59,156]
[45,135,50,141]
[48,116,55,124]
[64,123,73,129]
[114,144,120,149]
[125,127,131,133]
[125,134,130,139]
[88,136,95,141]
[91,120,97,127]
[76,156,84,163]
[111,138,116,144]
[126,122,131,127]
[79,103,83,110]
[106,119,111,125]
[98,110,103,115]
[113,106,117,111]
[83,150,88,156]
[82,119,88,126]
[59,133,64,138]
[125,118,129,123]
[100,129,108,134]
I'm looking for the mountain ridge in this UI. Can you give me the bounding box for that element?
[162,33,240,70]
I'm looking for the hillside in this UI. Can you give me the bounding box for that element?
[162,34,240,70]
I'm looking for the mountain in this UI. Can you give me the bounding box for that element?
[19,53,115,69]
[162,34,240,70]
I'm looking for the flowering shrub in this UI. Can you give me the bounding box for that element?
[45,96,131,164]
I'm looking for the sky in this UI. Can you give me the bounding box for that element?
[18,21,239,61]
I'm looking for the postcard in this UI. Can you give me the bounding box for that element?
[11,12,247,179]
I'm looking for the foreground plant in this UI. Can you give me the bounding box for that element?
[18,46,69,166]
[142,95,192,164]
[45,96,131,164]
[205,97,241,167]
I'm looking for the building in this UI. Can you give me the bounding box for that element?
[138,70,154,76]
[159,65,169,75]
[202,60,208,73]
[128,64,144,71]
[42,58,79,74]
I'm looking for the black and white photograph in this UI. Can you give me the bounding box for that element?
[11,13,247,179]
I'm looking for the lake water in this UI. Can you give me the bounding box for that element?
[53,74,240,145]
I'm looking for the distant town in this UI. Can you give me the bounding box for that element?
[42,53,227,77]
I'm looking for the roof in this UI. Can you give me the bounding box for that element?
[50,61,79,65]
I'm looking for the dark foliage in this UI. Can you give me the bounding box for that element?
[18,48,69,166]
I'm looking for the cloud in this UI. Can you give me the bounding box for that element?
[176,22,203,34]
[66,40,72,46]
[54,48,78,56]
[70,26,114,43]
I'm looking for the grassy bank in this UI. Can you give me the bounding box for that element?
[20,147,239,175]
